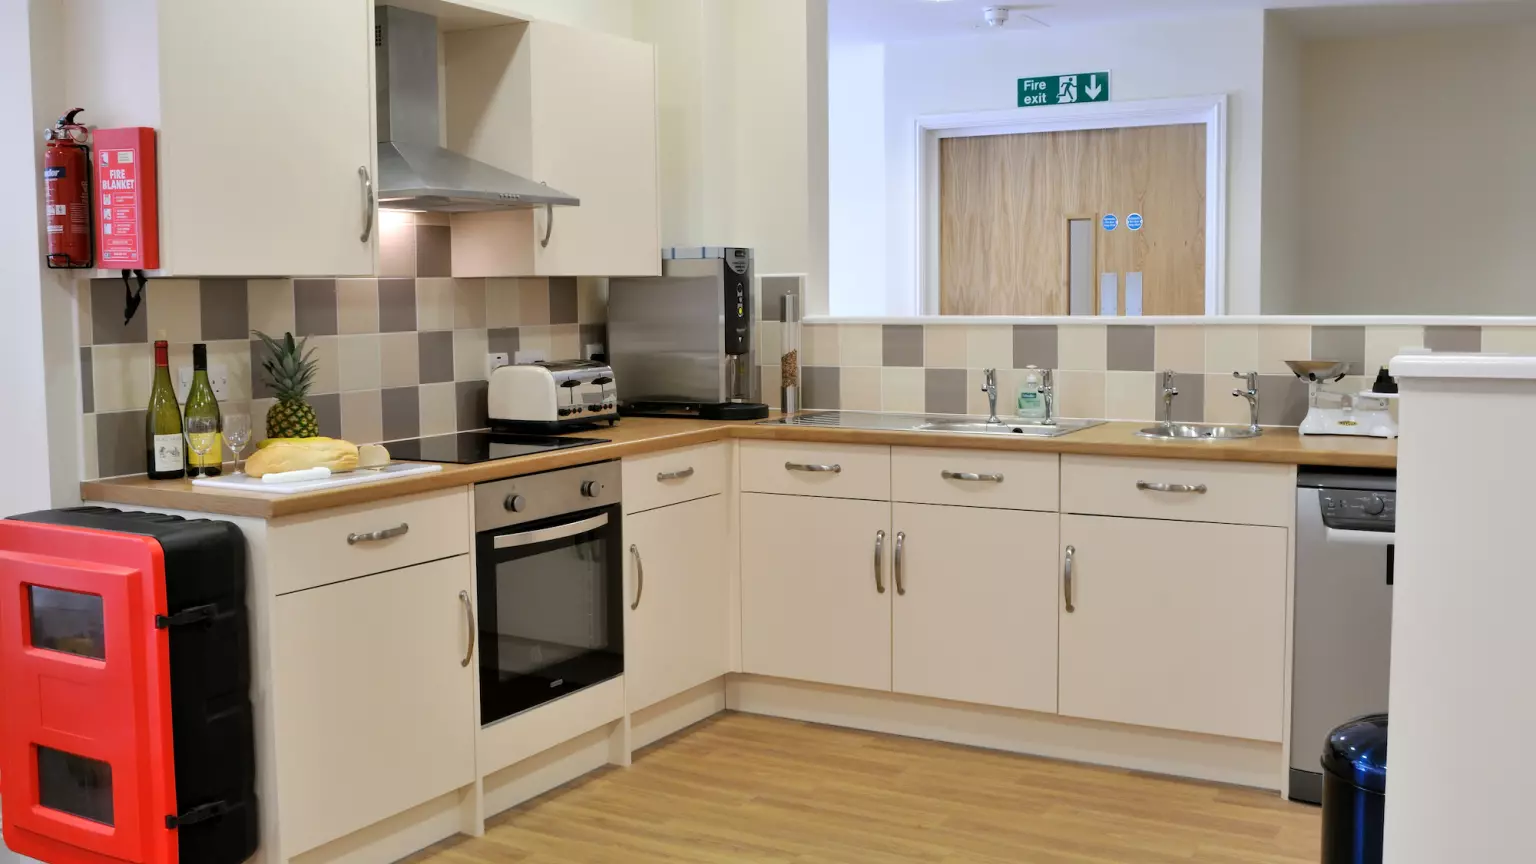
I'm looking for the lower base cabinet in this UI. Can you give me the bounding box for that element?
[1058,514,1288,742]
[272,557,476,855]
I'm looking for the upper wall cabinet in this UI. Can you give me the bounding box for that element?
[68,0,378,277]
[446,22,661,278]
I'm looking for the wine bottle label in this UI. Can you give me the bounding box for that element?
[153,434,185,472]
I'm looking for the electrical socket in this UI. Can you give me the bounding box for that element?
[487,352,511,377]
[177,364,230,402]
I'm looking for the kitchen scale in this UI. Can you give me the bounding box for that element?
[1286,360,1398,439]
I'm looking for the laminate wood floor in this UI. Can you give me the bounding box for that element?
[403,712,1320,864]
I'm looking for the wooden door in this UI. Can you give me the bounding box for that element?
[892,503,1059,713]
[940,124,1205,315]
[741,494,892,691]
[1058,515,1287,742]
[625,495,730,712]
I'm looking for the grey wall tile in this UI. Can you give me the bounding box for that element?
[548,277,578,325]
[579,324,607,359]
[310,393,342,439]
[925,368,968,415]
[96,410,146,477]
[882,325,924,367]
[381,387,421,441]
[199,279,250,340]
[802,366,840,410]
[417,225,452,278]
[456,380,489,431]
[488,328,521,357]
[1425,326,1482,353]
[249,341,276,400]
[294,279,338,337]
[1106,326,1155,371]
[1013,325,1058,369]
[1153,373,1205,423]
[1257,375,1310,426]
[760,276,801,321]
[80,347,94,413]
[91,278,149,344]
[378,278,418,333]
[1312,326,1366,375]
[418,331,455,384]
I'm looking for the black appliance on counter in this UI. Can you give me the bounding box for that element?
[386,431,607,465]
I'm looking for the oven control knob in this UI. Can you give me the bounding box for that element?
[1364,495,1386,516]
[504,494,527,513]
[581,480,604,498]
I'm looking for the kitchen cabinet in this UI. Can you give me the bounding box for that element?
[73,0,377,276]
[741,493,892,691]
[271,556,475,856]
[1058,515,1288,742]
[447,21,659,278]
[625,495,730,712]
[891,503,1059,713]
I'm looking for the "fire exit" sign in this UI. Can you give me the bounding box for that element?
[1017,72,1110,107]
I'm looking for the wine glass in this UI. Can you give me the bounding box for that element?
[222,411,252,476]
[185,416,219,478]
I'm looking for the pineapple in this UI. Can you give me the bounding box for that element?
[254,330,321,439]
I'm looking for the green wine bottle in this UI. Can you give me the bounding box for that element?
[184,343,222,477]
[146,340,185,480]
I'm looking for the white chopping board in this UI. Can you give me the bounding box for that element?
[192,463,443,495]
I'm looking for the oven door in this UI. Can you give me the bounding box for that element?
[476,506,623,726]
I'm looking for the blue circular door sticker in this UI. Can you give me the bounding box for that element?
[1127,213,1143,231]
[1102,214,1118,232]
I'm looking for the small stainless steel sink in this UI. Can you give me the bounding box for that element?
[916,418,1102,438]
[760,411,1103,438]
[1136,423,1262,440]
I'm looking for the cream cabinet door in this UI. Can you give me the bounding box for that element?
[157,0,376,275]
[1059,515,1288,742]
[625,495,729,712]
[891,503,1059,713]
[741,494,892,691]
[272,557,475,856]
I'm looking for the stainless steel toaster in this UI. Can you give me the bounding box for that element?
[487,361,619,433]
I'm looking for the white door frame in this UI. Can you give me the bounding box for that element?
[915,94,1228,316]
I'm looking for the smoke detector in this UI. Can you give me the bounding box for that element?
[980,5,1051,29]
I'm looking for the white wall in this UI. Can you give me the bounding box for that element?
[480,0,633,37]
[828,42,886,315]
[1296,23,1536,315]
[1260,12,1302,314]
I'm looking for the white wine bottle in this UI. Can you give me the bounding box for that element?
[146,340,185,480]
[184,343,222,477]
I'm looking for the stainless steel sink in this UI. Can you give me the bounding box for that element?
[916,418,1103,438]
[760,411,1103,438]
[1136,422,1262,440]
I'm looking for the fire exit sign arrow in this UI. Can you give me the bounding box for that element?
[1017,72,1110,107]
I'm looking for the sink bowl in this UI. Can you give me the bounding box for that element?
[917,418,1103,438]
[1136,423,1262,440]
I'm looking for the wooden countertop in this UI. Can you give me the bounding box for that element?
[80,415,1397,519]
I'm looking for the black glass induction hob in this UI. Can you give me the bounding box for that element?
[387,432,608,464]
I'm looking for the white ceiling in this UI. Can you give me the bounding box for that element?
[827,0,1536,44]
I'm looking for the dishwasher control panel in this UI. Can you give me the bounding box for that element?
[1319,490,1396,531]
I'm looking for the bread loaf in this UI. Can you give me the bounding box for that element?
[245,439,360,478]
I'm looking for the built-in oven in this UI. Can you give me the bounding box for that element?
[472,462,623,726]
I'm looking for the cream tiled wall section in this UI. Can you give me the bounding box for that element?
[79,213,608,479]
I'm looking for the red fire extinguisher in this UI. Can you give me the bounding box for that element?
[44,107,93,269]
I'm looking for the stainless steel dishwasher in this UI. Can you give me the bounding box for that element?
[1290,468,1396,804]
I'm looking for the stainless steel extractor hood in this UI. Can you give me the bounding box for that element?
[375,6,578,212]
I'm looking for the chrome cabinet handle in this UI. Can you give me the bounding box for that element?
[786,462,841,473]
[493,513,609,549]
[358,166,374,243]
[458,590,475,668]
[941,470,1004,483]
[894,531,907,596]
[630,544,644,611]
[347,522,408,545]
[656,467,695,482]
[539,202,554,248]
[873,530,886,594]
[1136,481,1208,495]
[1063,545,1075,613]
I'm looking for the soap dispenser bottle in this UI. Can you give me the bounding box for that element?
[1016,366,1048,421]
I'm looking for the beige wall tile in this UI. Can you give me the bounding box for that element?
[337,334,381,392]
[81,413,98,480]
[1154,326,1204,373]
[485,278,521,328]
[1205,326,1259,374]
[966,369,992,416]
[454,278,487,329]
[206,340,252,403]
[415,211,450,227]
[1257,325,1311,374]
[251,398,276,445]
[1363,326,1425,375]
[759,321,783,365]
[146,279,202,343]
[92,343,154,413]
[1055,370,1106,419]
[881,367,925,412]
[380,332,419,388]
[453,329,490,381]
[419,383,457,436]
[840,366,882,411]
[1104,371,1154,421]
[1058,325,1107,371]
[518,278,550,325]
[308,336,340,395]
[967,326,1013,370]
[577,278,607,323]
[839,324,883,366]
[1481,327,1536,354]
[378,211,416,277]
[341,390,384,444]
[517,326,551,363]
[923,326,967,368]
[804,323,841,366]
[551,324,580,360]
[1203,375,1252,425]
[247,279,295,337]
[77,280,92,347]
[759,366,778,408]
[336,278,379,335]
[415,278,455,331]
